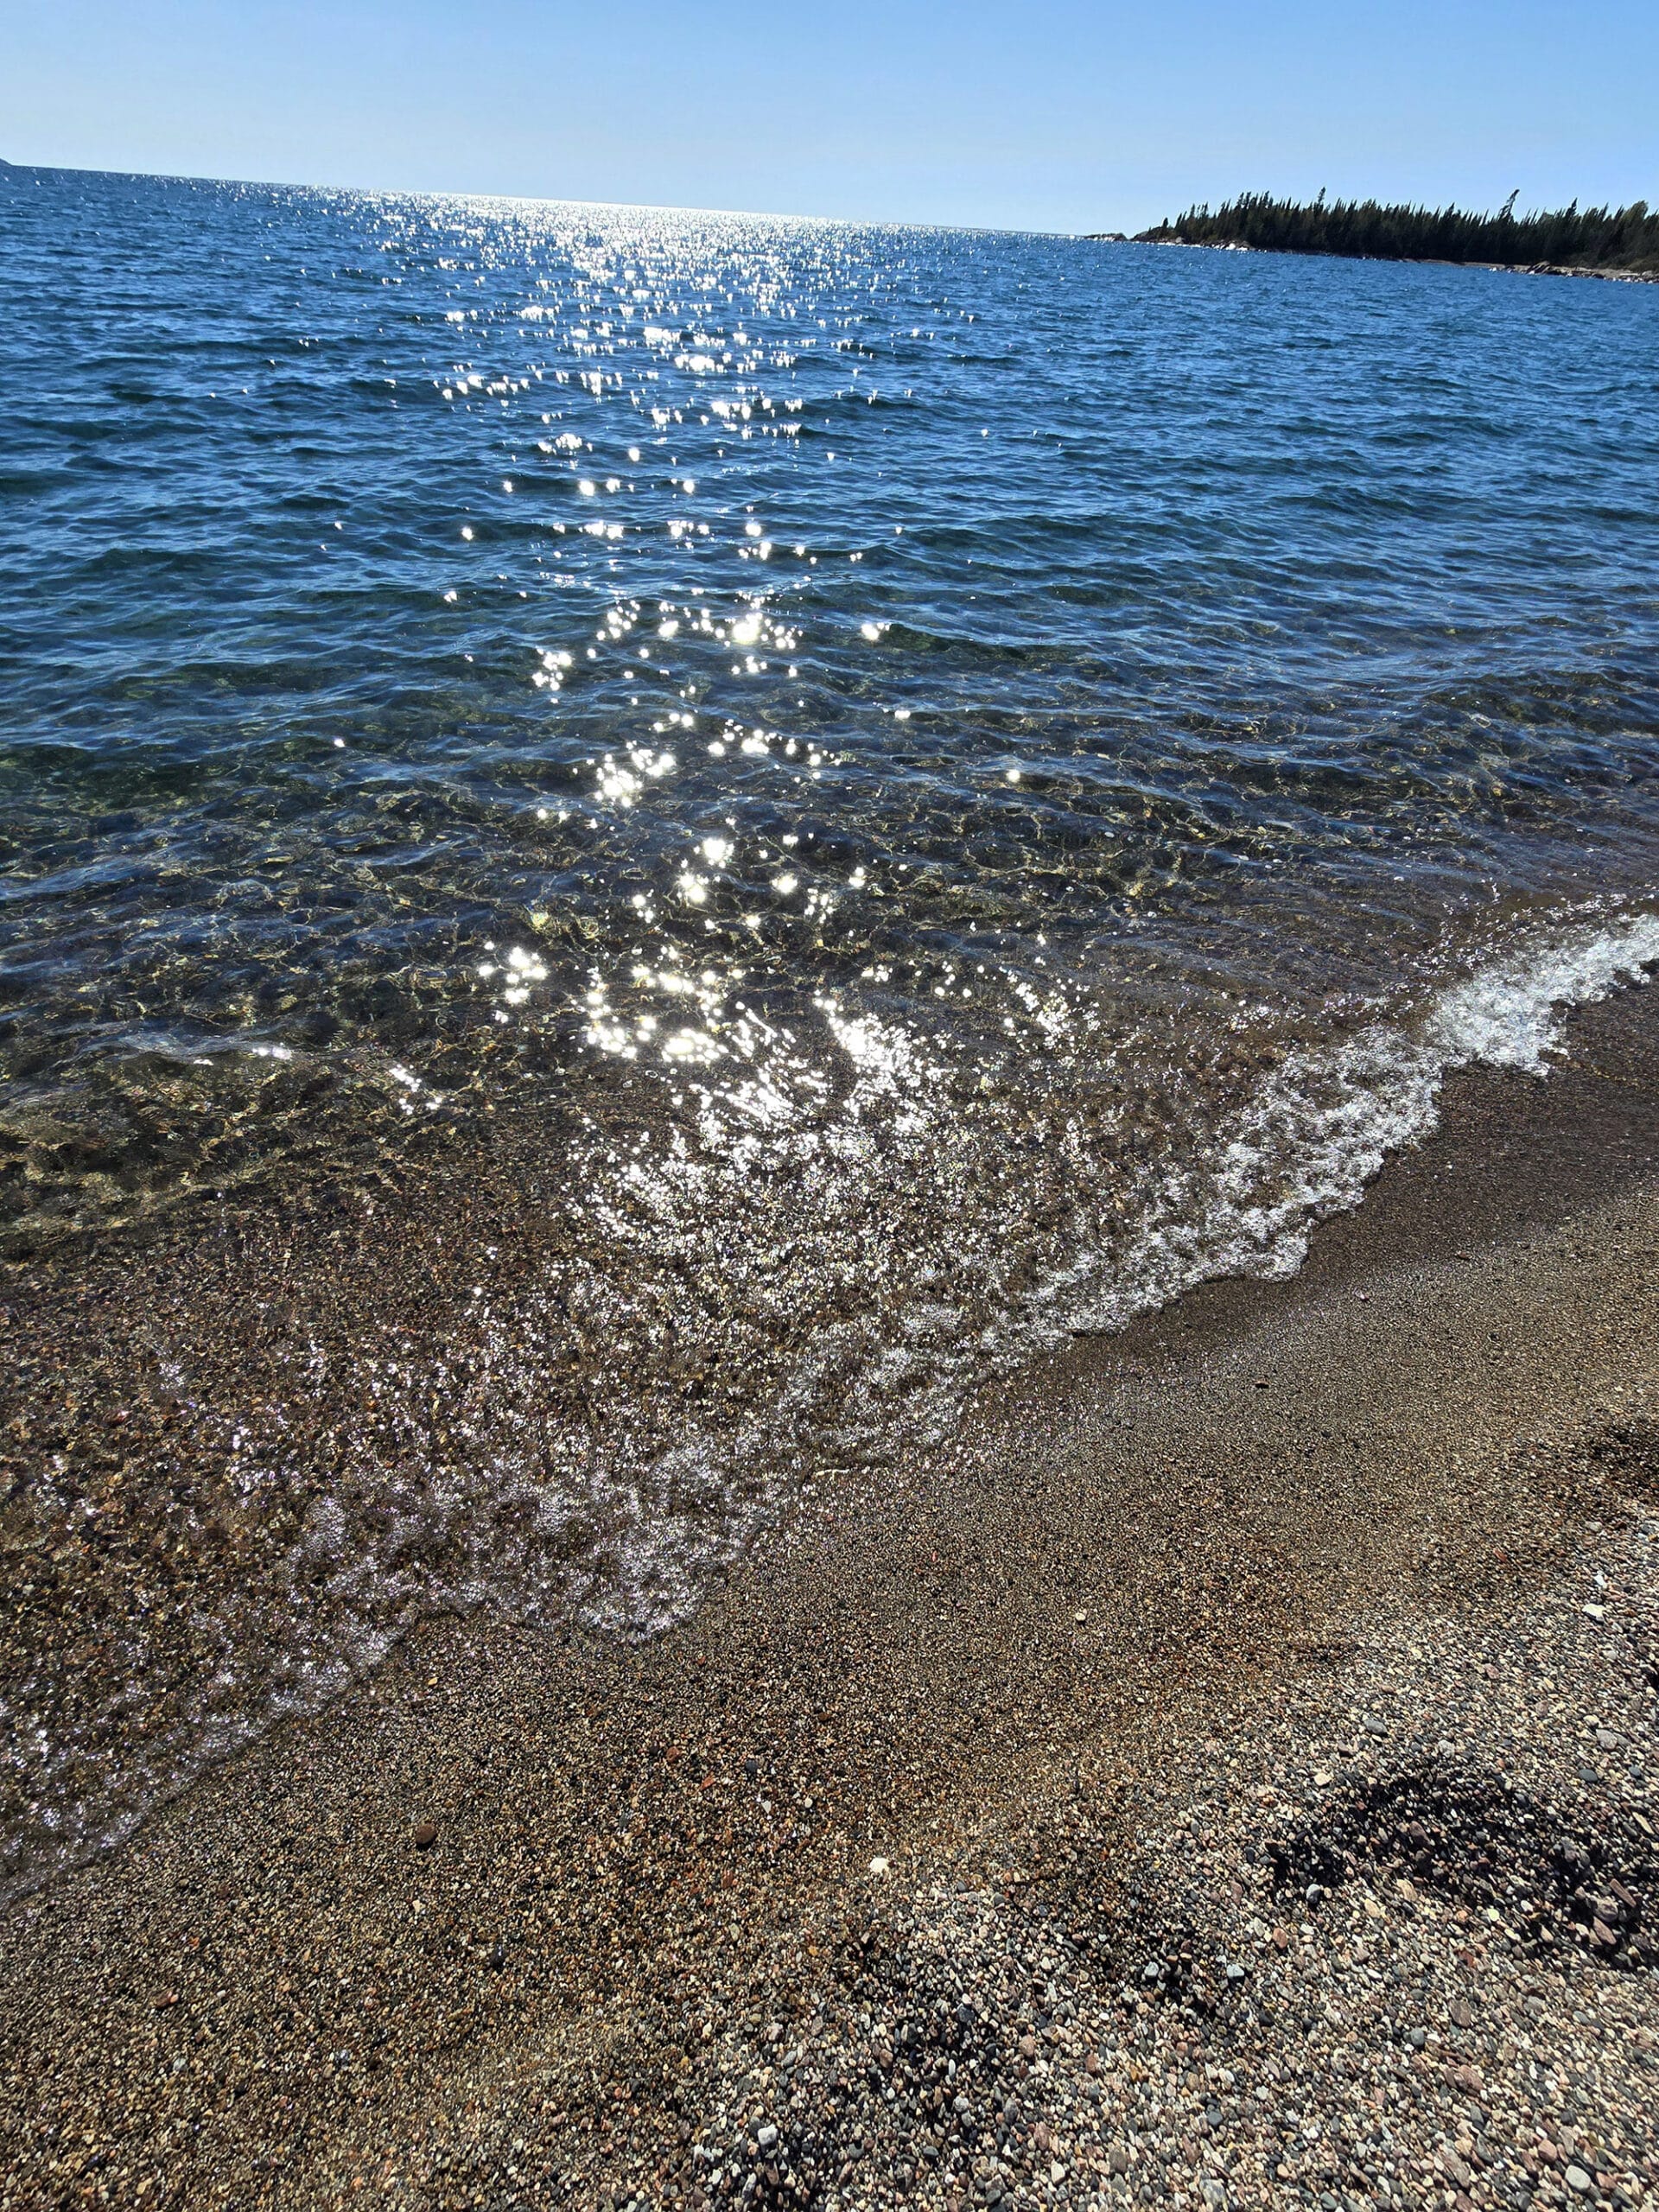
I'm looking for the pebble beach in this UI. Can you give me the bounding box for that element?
[5,163,1659,2212]
[3,980,1656,2212]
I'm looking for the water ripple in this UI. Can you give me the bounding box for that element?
[2,166,1659,1891]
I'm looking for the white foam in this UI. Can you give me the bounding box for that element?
[1426,916,1659,1072]
[1039,908,1659,1338]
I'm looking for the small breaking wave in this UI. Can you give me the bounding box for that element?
[1028,907,1659,1339]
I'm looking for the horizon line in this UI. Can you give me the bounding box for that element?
[3,155,1101,240]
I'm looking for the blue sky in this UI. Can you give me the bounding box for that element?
[5,0,1656,233]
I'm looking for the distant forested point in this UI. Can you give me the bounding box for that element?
[1129,192,1659,275]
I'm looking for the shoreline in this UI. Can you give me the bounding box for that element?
[3,984,1659,2207]
[1090,237,1659,282]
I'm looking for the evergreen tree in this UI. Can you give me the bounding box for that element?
[1131,193,1659,272]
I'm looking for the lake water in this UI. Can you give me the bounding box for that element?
[3,166,1659,1893]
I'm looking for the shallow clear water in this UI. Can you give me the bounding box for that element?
[3,167,1659,1891]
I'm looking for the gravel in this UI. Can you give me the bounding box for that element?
[635,1508,1659,2212]
[4,995,1659,2210]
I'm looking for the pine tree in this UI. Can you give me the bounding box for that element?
[1131,193,1659,273]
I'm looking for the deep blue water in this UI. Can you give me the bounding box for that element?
[3,165,1659,1888]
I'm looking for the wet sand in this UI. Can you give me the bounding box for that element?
[3,984,1659,2209]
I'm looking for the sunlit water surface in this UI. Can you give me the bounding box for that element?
[3,168,1659,1891]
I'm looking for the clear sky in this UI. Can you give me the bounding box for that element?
[4,0,1656,234]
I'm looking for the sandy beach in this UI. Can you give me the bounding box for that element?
[3,979,1658,2212]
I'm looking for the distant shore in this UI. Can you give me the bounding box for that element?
[1084,234,1659,283]
[1102,191,1659,282]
